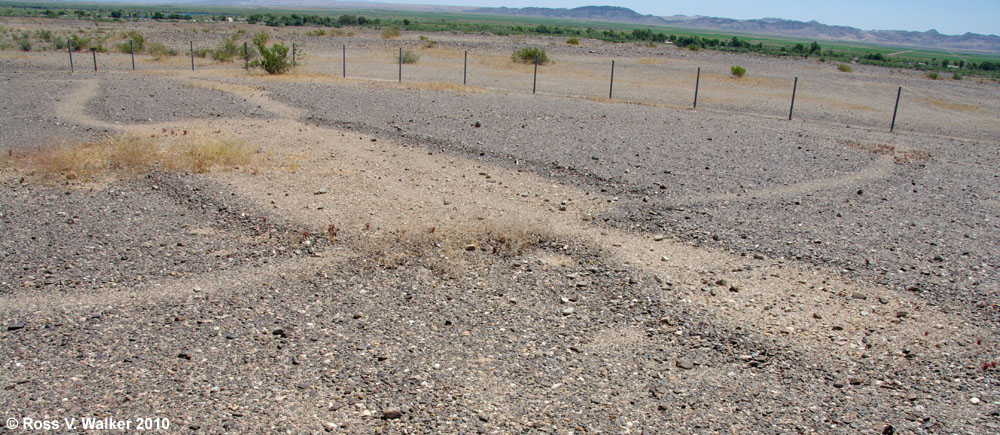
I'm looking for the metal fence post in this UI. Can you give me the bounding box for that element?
[190,41,194,71]
[130,39,135,70]
[399,47,402,83]
[292,43,296,66]
[788,76,798,120]
[342,45,346,78]
[91,48,97,72]
[463,50,468,85]
[68,39,73,73]
[244,41,248,70]
[609,60,615,99]
[532,54,538,94]
[693,67,701,108]
[890,86,902,132]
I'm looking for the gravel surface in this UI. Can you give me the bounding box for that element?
[87,75,275,124]
[1,18,999,433]
[256,79,1000,324]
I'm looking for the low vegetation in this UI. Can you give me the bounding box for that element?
[400,49,419,64]
[512,47,549,65]
[7,134,257,182]
[566,37,579,45]
[927,72,939,80]
[380,27,401,39]
[730,65,746,77]
[0,5,998,79]
[837,64,853,72]
[249,31,290,74]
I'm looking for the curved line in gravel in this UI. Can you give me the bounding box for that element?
[669,156,893,206]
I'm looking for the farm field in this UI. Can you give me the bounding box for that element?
[2,17,1000,433]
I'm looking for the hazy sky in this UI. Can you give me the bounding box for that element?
[382,0,999,36]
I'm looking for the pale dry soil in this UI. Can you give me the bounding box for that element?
[1,31,999,434]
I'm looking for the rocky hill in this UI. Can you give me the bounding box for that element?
[468,5,1000,53]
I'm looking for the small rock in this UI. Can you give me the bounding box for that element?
[660,256,669,262]
[6,322,26,331]
[675,360,694,370]
[561,307,575,316]
[383,408,402,420]
[653,235,665,241]
[177,353,192,360]
[314,189,328,195]
[716,279,728,287]
[970,397,981,404]
[272,328,288,338]
[478,414,489,423]
[812,313,822,319]
[464,244,477,251]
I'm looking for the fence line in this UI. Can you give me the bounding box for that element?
[58,41,913,133]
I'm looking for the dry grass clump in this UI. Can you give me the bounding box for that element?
[9,134,258,182]
[357,219,550,277]
[840,140,932,163]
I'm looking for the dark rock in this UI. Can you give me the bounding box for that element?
[383,408,402,420]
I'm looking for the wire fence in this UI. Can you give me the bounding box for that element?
[20,37,999,141]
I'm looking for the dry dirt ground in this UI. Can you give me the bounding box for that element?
[1,17,1000,434]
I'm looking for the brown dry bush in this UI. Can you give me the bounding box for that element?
[9,134,259,182]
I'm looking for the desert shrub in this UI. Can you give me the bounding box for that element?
[34,29,52,42]
[211,34,240,62]
[19,39,30,51]
[52,38,67,50]
[116,32,146,53]
[192,47,210,58]
[687,43,700,51]
[400,49,419,64]
[837,64,853,72]
[250,31,290,74]
[68,34,90,51]
[952,72,963,80]
[512,47,548,64]
[306,29,325,37]
[381,27,401,39]
[147,42,175,60]
[926,72,939,80]
[566,37,579,45]
[730,65,746,77]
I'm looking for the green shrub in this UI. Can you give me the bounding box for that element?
[52,38,67,50]
[566,37,579,45]
[306,29,325,37]
[147,42,175,60]
[34,29,52,42]
[400,49,419,64]
[68,34,90,51]
[952,72,963,80]
[116,31,145,53]
[192,47,210,58]
[19,39,30,51]
[926,72,939,80]
[512,47,548,64]
[249,31,290,74]
[687,43,700,51]
[380,27,400,39]
[837,64,853,72]
[730,65,746,77]
[211,35,240,62]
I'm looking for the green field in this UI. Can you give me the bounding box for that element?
[2,1,998,77]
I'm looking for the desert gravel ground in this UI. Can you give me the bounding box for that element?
[2,17,1000,434]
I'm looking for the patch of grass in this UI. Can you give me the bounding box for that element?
[400,49,419,64]
[952,72,963,80]
[9,134,259,182]
[926,72,939,80]
[512,47,548,64]
[211,34,241,62]
[686,43,700,51]
[380,27,400,39]
[566,37,579,45]
[147,42,176,60]
[115,30,144,53]
[306,29,325,37]
[730,65,746,77]
[837,63,853,72]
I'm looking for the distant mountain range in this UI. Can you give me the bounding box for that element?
[468,5,1000,53]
